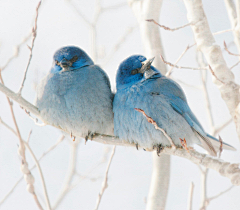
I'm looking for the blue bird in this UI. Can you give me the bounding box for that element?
[34,46,114,139]
[113,55,235,156]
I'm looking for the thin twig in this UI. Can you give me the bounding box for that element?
[0,73,42,209]
[212,28,233,35]
[27,130,33,143]
[0,178,23,205]
[230,60,240,70]
[0,135,64,206]
[213,118,233,136]
[135,108,176,148]
[199,169,209,210]
[161,55,208,70]
[224,41,240,56]
[24,109,46,126]
[208,65,225,84]
[66,0,91,25]
[24,141,51,210]
[18,1,42,95]
[197,51,215,132]
[218,136,223,159]
[146,19,193,31]
[0,32,32,72]
[102,2,127,11]
[94,146,116,210]
[53,142,79,209]
[187,182,194,210]
[166,43,196,77]
[102,26,136,67]
[208,185,234,202]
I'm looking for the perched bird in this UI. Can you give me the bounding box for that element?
[113,55,235,156]
[34,46,114,139]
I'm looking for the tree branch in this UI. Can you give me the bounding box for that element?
[187,182,195,210]
[183,0,240,140]
[94,146,116,210]
[18,1,42,95]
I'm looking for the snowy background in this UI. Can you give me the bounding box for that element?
[0,0,240,209]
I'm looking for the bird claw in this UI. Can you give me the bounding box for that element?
[153,144,164,156]
[85,131,94,144]
[136,144,138,150]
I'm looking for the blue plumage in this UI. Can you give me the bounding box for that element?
[113,55,235,156]
[34,46,114,139]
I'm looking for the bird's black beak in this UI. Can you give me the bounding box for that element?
[139,57,155,74]
[60,59,72,71]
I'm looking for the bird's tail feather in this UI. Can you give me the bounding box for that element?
[193,129,217,156]
[206,134,236,152]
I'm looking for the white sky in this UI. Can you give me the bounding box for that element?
[0,0,240,209]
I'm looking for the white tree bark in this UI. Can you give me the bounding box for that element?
[128,0,167,73]
[183,0,240,140]
[128,1,170,209]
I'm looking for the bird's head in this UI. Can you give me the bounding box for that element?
[51,46,94,73]
[116,55,159,90]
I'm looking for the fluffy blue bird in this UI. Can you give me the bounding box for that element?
[113,55,235,156]
[34,46,114,139]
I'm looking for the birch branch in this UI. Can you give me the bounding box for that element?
[53,142,79,209]
[24,141,51,210]
[161,55,208,70]
[146,19,193,31]
[128,1,171,209]
[0,73,240,186]
[18,1,42,95]
[94,146,116,210]
[183,0,240,140]
[187,182,195,210]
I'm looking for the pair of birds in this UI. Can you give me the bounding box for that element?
[34,46,235,156]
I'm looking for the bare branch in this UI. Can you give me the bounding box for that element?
[218,136,223,159]
[197,51,215,132]
[208,65,225,84]
[102,2,127,11]
[166,43,196,77]
[230,60,240,70]
[18,1,42,95]
[187,182,195,210]
[212,28,233,35]
[24,141,51,210]
[101,26,136,67]
[65,0,91,26]
[199,169,209,210]
[94,146,116,210]
[213,118,233,136]
[164,148,240,186]
[0,82,40,117]
[224,41,240,56]
[208,185,234,202]
[183,0,240,140]
[0,32,32,72]
[161,55,208,70]
[27,130,32,143]
[146,19,193,31]
[53,142,79,209]
[135,108,176,148]
[0,135,64,206]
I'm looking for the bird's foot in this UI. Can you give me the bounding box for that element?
[70,131,76,141]
[153,144,164,156]
[85,131,95,144]
[136,143,139,150]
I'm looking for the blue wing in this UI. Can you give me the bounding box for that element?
[148,76,217,155]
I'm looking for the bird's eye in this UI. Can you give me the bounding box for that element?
[70,56,78,63]
[131,68,140,75]
[55,60,60,66]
